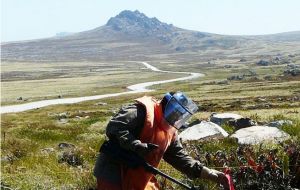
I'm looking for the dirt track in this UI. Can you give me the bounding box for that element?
[1,62,203,114]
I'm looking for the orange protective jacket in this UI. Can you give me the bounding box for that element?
[121,96,177,190]
[95,96,203,190]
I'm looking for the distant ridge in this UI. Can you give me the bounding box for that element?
[2,10,300,62]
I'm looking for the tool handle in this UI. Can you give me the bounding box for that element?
[144,163,199,190]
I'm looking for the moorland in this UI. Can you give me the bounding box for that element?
[1,10,300,189]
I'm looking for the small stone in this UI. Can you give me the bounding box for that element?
[257,97,267,102]
[41,148,55,154]
[95,102,107,106]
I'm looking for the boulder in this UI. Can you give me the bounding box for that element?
[58,112,69,119]
[256,60,270,66]
[267,120,293,128]
[257,97,267,102]
[175,46,185,51]
[58,150,83,166]
[288,54,296,58]
[284,68,300,76]
[227,75,244,81]
[210,113,243,125]
[231,126,290,145]
[58,142,75,149]
[228,118,257,129]
[217,80,229,85]
[1,155,14,163]
[57,118,68,124]
[179,121,229,142]
[224,65,232,68]
[287,64,298,69]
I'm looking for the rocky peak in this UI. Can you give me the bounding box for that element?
[106,10,172,34]
[116,10,147,21]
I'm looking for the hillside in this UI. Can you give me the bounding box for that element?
[2,10,300,62]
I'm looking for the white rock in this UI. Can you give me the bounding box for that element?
[231,126,290,145]
[57,118,68,124]
[179,121,229,142]
[210,113,243,125]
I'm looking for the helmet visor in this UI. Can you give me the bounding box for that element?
[164,92,198,129]
[173,92,198,114]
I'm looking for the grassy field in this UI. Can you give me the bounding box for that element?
[1,61,185,105]
[1,58,300,189]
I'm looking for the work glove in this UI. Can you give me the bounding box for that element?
[134,142,159,157]
[200,166,230,190]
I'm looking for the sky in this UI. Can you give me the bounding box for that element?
[1,0,300,42]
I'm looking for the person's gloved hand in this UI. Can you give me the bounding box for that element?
[134,142,159,157]
[200,166,229,190]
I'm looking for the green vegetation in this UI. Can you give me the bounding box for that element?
[1,59,300,189]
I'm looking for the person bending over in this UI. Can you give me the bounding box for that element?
[94,91,229,190]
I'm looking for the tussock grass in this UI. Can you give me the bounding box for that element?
[2,153,96,189]
[281,120,300,140]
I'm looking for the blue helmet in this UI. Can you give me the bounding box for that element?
[163,91,198,129]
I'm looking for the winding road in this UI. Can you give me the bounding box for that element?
[1,62,203,114]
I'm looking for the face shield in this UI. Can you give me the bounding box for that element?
[163,92,198,129]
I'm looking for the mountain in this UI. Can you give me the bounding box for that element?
[55,32,74,37]
[106,10,174,36]
[2,10,300,62]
